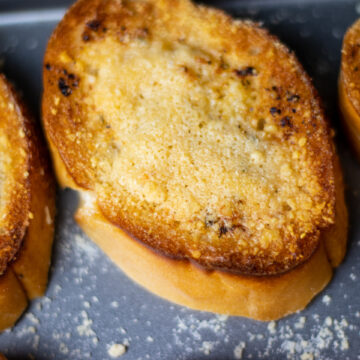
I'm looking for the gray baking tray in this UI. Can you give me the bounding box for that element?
[0,0,359,359]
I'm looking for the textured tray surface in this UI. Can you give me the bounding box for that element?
[0,1,360,359]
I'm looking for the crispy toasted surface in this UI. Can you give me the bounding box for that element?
[0,75,56,330]
[339,19,360,158]
[44,0,338,275]
[0,75,31,275]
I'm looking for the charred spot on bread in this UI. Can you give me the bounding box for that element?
[58,78,72,97]
[287,93,301,102]
[270,107,281,116]
[86,19,102,31]
[280,116,293,128]
[234,66,257,77]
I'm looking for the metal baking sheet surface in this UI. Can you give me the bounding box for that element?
[0,0,359,359]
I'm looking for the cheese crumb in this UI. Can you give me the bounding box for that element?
[107,344,127,358]
[325,317,332,327]
[322,295,331,306]
[300,353,314,360]
[294,316,307,329]
[111,301,119,308]
[26,313,40,325]
[146,336,154,343]
[59,343,69,355]
[267,321,276,334]
[234,341,246,359]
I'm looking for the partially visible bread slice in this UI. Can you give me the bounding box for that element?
[43,0,347,319]
[0,75,55,331]
[339,19,360,158]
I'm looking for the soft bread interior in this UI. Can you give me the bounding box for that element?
[50,139,347,321]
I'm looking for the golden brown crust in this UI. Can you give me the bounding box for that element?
[43,0,340,275]
[339,19,360,158]
[0,75,31,275]
[0,75,56,329]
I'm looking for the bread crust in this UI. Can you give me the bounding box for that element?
[339,19,360,158]
[0,75,56,330]
[43,0,343,277]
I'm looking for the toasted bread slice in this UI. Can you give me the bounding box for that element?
[339,19,360,158]
[0,75,55,331]
[43,0,347,319]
